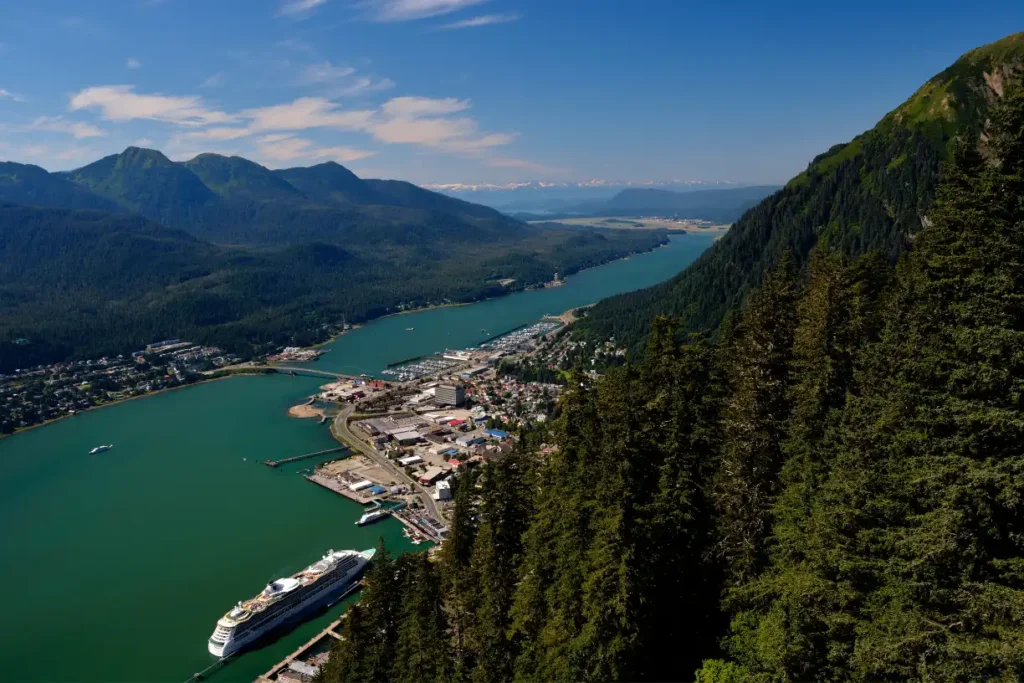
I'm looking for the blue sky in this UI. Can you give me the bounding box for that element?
[0,0,1022,185]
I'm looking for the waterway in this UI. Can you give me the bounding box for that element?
[0,231,719,682]
[0,375,417,683]
[308,232,719,376]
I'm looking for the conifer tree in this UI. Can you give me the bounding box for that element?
[712,254,798,586]
[441,470,482,681]
[510,368,597,681]
[394,554,449,683]
[468,451,533,683]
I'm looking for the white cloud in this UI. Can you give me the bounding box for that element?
[279,0,328,17]
[69,85,234,127]
[243,97,374,132]
[28,115,105,139]
[369,96,512,152]
[126,57,142,69]
[0,88,25,102]
[255,134,374,165]
[298,61,355,84]
[331,76,395,97]
[361,0,488,22]
[439,12,519,29]
[200,72,225,88]
[381,96,469,117]
[58,85,514,168]
[181,126,253,141]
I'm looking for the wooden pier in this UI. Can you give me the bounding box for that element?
[254,583,361,683]
[264,447,347,468]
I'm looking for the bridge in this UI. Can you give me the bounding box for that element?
[269,365,353,379]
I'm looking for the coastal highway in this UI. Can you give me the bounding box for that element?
[332,403,443,521]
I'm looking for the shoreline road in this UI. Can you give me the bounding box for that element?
[332,403,443,521]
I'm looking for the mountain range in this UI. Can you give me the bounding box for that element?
[424,179,754,212]
[509,185,780,224]
[0,148,666,372]
[577,31,1024,353]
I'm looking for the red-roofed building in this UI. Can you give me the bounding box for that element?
[448,459,463,468]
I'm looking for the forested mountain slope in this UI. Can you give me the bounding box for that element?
[316,80,1024,683]
[577,32,1024,355]
[0,200,664,372]
[0,162,121,212]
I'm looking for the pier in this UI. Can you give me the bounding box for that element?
[265,446,347,468]
[305,472,376,505]
[254,583,361,683]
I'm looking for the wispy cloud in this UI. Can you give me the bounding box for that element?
[64,85,515,163]
[297,61,355,85]
[69,85,234,127]
[126,57,142,69]
[331,76,395,97]
[243,97,374,132]
[439,12,519,29]
[255,134,374,164]
[180,126,253,141]
[200,72,225,88]
[279,0,328,18]
[28,115,105,139]
[369,96,515,152]
[360,0,489,22]
[381,96,469,117]
[0,88,25,102]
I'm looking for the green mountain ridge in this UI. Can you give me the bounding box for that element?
[577,32,1024,353]
[184,153,304,202]
[42,147,524,246]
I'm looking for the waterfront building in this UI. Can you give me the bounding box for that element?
[435,383,466,407]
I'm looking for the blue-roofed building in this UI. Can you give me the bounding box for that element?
[369,485,387,495]
[485,429,510,440]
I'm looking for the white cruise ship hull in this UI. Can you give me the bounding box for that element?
[208,550,372,658]
[209,577,351,657]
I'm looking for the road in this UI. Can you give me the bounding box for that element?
[332,403,443,520]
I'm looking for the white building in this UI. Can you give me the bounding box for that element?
[434,478,452,501]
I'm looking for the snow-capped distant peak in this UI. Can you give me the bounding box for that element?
[421,179,737,193]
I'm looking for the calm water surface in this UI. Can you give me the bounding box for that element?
[308,232,719,375]
[0,376,416,683]
[0,232,719,682]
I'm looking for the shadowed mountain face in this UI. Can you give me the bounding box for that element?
[577,32,1024,355]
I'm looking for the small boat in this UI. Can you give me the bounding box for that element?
[89,444,113,455]
[406,327,414,331]
[356,503,391,526]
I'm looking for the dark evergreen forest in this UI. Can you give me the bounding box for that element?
[316,84,1024,683]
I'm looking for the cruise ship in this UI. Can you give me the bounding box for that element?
[207,548,375,658]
